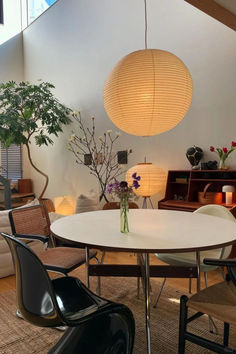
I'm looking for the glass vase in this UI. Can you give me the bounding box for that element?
[120,196,129,233]
[219,157,228,170]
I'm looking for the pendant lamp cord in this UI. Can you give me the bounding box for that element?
[144,0,148,49]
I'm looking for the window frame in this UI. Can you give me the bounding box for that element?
[0,0,3,25]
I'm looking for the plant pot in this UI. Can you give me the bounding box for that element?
[39,198,55,213]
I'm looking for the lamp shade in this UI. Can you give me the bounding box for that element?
[222,185,235,205]
[222,185,235,193]
[104,49,193,137]
[54,196,76,215]
[126,163,166,197]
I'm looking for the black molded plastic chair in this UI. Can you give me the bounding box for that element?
[2,232,135,354]
[178,258,236,354]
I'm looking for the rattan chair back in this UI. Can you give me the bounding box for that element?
[9,205,54,246]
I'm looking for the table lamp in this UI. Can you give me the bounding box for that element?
[54,195,76,215]
[126,163,165,208]
[222,185,235,205]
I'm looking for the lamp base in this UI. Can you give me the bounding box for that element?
[142,196,154,209]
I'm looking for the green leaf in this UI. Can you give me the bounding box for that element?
[0,80,72,149]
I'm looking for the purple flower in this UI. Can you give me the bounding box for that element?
[106,183,114,194]
[120,181,128,188]
[132,180,140,189]
[132,172,141,181]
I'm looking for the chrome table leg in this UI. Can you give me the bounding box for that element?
[85,246,90,288]
[144,253,151,354]
[196,251,200,292]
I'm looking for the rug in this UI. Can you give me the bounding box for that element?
[0,275,235,354]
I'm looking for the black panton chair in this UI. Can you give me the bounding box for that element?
[179,257,236,354]
[2,232,135,354]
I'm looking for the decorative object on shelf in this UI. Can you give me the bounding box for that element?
[17,179,33,194]
[106,176,141,233]
[198,183,222,205]
[103,0,193,137]
[54,196,76,215]
[222,185,235,205]
[0,81,71,200]
[186,146,203,169]
[200,161,218,170]
[210,142,236,170]
[126,163,165,208]
[68,111,132,203]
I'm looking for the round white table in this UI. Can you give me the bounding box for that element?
[51,209,236,354]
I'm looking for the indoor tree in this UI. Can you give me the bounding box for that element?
[0,81,71,199]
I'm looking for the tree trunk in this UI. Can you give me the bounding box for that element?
[25,142,49,199]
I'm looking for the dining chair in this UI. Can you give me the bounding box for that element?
[8,204,99,321]
[179,257,236,354]
[9,204,98,275]
[153,204,235,309]
[1,232,135,354]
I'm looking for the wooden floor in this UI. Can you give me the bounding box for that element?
[0,251,223,294]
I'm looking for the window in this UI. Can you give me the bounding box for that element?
[0,0,3,24]
[28,0,57,25]
[0,144,22,182]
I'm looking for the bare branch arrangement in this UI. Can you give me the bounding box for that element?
[68,111,132,202]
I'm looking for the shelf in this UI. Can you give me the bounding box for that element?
[190,179,236,182]
[159,169,236,212]
[0,192,35,210]
[159,199,236,211]
[11,192,34,199]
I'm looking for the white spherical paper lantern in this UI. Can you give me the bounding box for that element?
[104,49,193,137]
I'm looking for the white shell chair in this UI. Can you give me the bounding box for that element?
[154,205,235,309]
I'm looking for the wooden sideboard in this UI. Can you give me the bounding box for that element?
[159,170,236,212]
[158,170,236,257]
[0,179,34,210]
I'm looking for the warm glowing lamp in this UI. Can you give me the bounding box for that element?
[222,185,235,205]
[126,163,166,208]
[104,49,193,137]
[54,196,76,215]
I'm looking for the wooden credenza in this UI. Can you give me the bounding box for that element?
[159,170,236,257]
[159,170,236,212]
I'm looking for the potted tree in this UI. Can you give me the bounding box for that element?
[0,81,71,206]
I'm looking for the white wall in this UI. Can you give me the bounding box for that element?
[22,0,236,204]
[0,32,24,82]
[0,32,25,168]
[0,0,22,45]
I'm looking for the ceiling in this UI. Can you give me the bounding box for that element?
[185,0,236,31]
[215,0,236,15]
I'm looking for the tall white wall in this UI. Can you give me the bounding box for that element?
[0,33,25,167]
[22,0,236,204]
[0,33,24,82]
[0,0,22,45]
